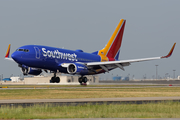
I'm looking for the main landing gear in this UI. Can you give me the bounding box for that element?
[78,76,87,85]
[50,72,60,83]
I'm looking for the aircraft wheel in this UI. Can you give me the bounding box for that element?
[78,77,83,84]
[56,77,60,83]
[50,77,55,83]
[82,77,87,83]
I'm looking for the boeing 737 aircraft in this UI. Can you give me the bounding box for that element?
[5,19,176,83]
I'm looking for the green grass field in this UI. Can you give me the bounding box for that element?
[0,85,180,118]
[0,101,180,119]
[0,87,179,99]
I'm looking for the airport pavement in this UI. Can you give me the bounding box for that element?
[1,96,180,103]
[0,97,180,107]
[99,80,180,85]
[1,80,180,86]
[0,85,179,90]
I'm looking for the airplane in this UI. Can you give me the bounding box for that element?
[5,19,176,84]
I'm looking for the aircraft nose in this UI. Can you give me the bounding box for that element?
[11,52,19,62]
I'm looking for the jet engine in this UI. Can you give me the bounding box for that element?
[67,63,88,75]
[20,65,42,75]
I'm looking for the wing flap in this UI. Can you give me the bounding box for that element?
[115,63,125,71]
[100,65,109,72]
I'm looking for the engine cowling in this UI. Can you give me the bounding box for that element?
[20,65,42,75]
[67,63,88,75]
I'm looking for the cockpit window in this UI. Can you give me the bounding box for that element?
[16,49,29,52]
[24,49,29,52]
[17,49,23,51]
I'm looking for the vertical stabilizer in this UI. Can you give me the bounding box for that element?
[98,19,126,61]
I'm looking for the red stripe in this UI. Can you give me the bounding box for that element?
[5,50,10,58]
[108,57,115,61]
[106,20,126,58]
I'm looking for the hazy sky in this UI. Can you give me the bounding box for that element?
[1,0,180,79]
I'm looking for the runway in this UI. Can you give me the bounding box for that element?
[0,96,180,107]
[0,85,179,90]
[99,80,180,85]
[1,80,180,90]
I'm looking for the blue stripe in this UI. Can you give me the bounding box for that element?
[115,50,120,60]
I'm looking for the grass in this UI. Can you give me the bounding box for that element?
[0,86,179,118]
[0,101,180,119]
[0,87,180,99]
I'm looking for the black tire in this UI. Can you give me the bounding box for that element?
[78,77,83,84]
[56,77,60,83]
[82,77,87,83]
[50,77,60,83]
[50,77,55,83]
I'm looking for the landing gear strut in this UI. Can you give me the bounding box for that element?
[50,72,60,83]
[78,76,87,85]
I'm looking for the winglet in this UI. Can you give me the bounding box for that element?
[5,44,11,58]
[161,43,176,58]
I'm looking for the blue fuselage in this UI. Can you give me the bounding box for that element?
[11,45,101,74]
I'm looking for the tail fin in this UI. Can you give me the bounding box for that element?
[98,19,126,61]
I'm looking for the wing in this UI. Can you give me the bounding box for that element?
[86,43,176,72]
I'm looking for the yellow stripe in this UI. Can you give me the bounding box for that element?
[5,44,11,57]
[169,43,176,54]
[98,19,124,61]
[100,56,108,62]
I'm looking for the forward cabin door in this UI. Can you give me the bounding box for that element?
[34,47,40,59]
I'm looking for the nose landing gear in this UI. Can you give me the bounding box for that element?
[78,76,87,85]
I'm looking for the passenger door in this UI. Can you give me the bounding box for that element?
[34,47,40,59]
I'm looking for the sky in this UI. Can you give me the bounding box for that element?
[0,0,180,79]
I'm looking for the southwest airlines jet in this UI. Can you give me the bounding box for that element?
[5,19,176,83]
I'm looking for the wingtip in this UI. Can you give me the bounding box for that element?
[161,43,176,58]
[5,44,11,58]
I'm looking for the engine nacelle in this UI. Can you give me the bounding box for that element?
[20,65,42,75]
[67,63,88,75]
